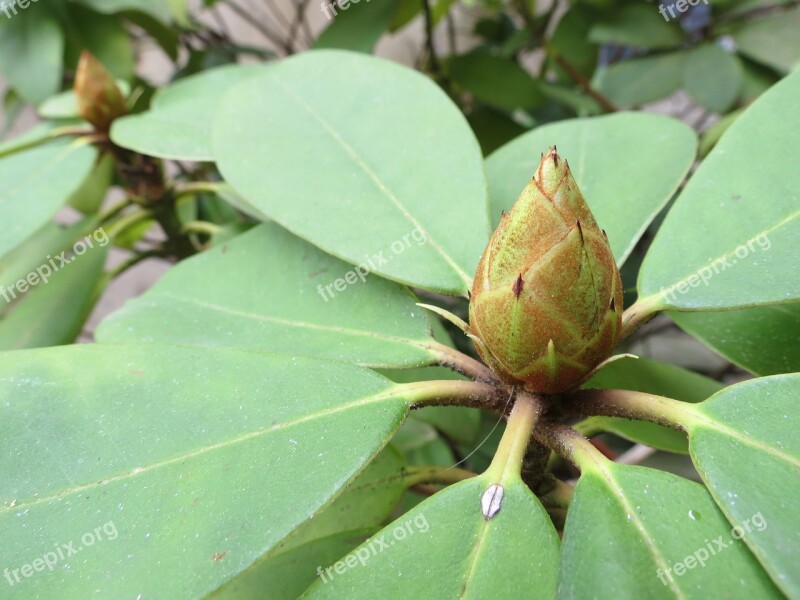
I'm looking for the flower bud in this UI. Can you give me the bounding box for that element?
[75,51,127,131]
[469,147,622,393]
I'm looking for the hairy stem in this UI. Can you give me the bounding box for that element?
[402,379,505,412]
[403,465,476,487]
[619,294,664,340]
[534,422,606,473]
[427,340,501,385]
[568,389,697,431]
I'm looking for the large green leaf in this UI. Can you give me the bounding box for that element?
[486,113,696,264]
[560,462,781,598]
[733,10,800,74]
[583,356,722,453]
[210,448,408,599]
[0,6,64,103]
[637,70,800,311]
[671,303,800,375]
[588,5,682,50]
[97,222,438,368]
[0,239,108,350]
[448,52,544,110]
[595,52,687,108]
[0,344,410,598]
[683,44,742,113]
[110,64,266,160]
[304,476,560,598]
[315,0,399,53]
[214,50,490,296]
[686,375,800,597]
[0,139,97,260]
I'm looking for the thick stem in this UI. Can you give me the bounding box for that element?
[568,389,697,431]
[401,379,505,412]
[534,422,606,473]
[403,465,476,487]
[538,478,574,509]
[619,294,664,340]
[427,340,501,385]
[485,391,543,483]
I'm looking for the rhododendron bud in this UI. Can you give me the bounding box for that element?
[75,51,127,131]
[468,147,622,393]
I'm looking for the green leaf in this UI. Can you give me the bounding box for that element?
[0,238,108,349]
[683,44,742,113]
[62,3,135,81]
[0,139,97,260]
[686,374,800,597]
[588,5,683,50]
[304,476,560,598]
[583,356,722,453]
[214,50,490,296]
[486,113,697,264]
[637,70,800,310]
[210,448,408,599]
[69,0,173,23]
[561,462,781,598]
[68,152,114,214]
[0,344,410,598]
[733,10,800,74]
[550,6,598,80]
[110,64,266,160]
[670,303,800,375]
[0,6,64,103]
[97,222,438,368]
[448,51,544,110]
[315,0,400,53]
[595,52,687,108]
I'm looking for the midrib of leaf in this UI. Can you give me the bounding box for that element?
[123,295,436,355]
[689,411,800,467]
[272,76,474,291]
[0,386,407,515]
[643,207,800,306]
[459,517,491,600]
[589,459,687,599]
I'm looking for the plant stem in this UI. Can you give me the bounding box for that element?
[106,250,163,279]
[485,391,543,483]
[539,478,574,509]
[427,340,501,384]
[403,465,477,487]
[534,422,606,473]
[567,389,698,430]
[422,0,442,78]
[619,294,664,340]
[105,209,155,239]
[401,379,505,412]
[181,220,224,236]
[173,181,224,197]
